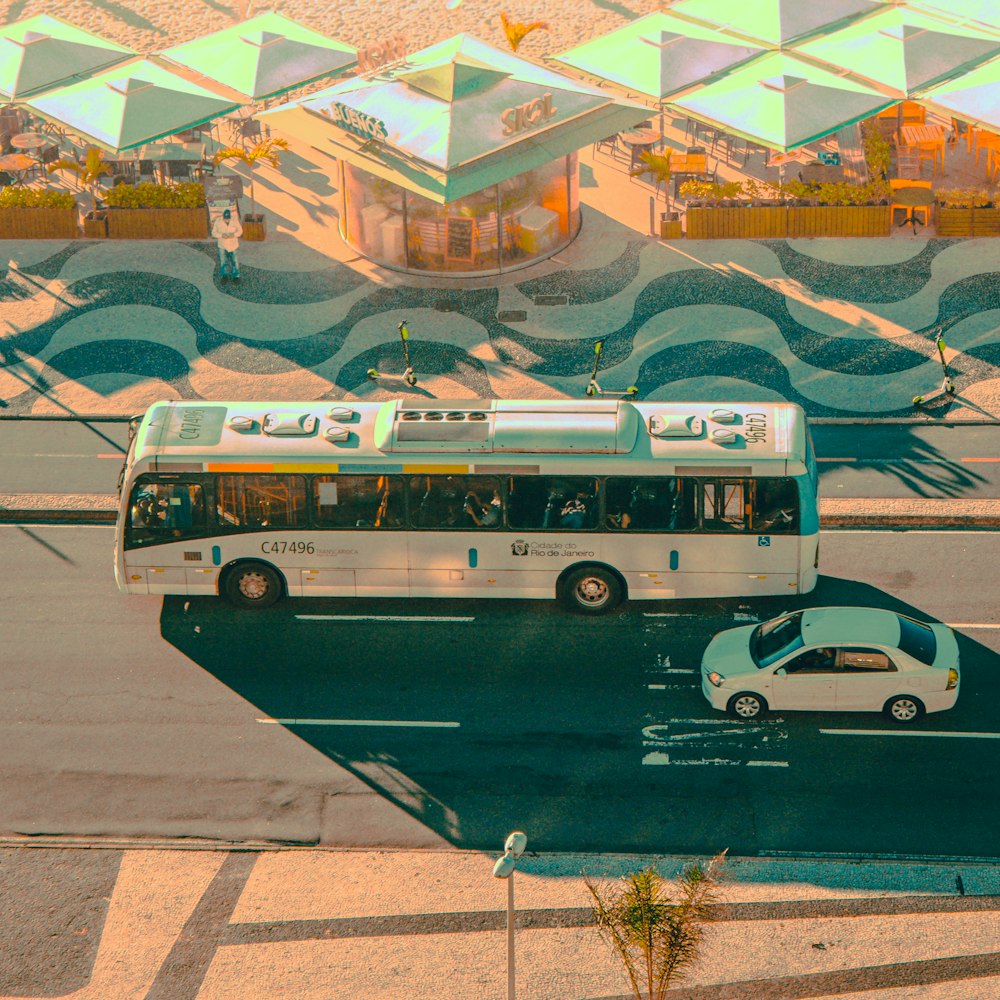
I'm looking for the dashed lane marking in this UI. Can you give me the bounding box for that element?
[747,760,790,767]
[821,729,1000,740]
[257,718,460,728]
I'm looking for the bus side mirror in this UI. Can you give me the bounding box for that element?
[775,668,787,677]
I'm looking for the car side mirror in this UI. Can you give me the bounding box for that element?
[774,667,787,677]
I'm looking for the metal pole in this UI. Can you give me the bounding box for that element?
[649,195,656,237]
[507,870,515,1000]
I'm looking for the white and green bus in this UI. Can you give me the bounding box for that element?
[115,398,819,614]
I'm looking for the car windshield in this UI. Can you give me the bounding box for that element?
[751,611,804,667]
[897,615,937,664]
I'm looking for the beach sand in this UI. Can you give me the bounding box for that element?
[0,0,663,68]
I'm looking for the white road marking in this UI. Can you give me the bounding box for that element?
[747,760,789,767]
[295,614,474,623]
[821,729,1000,740]
[257,718,460,728]
[663,668,697,674]
[648,684,667,690]
[946,623,1000,630]
[642,612,699,618]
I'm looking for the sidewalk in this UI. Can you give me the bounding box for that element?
[1,138,999,422]
[2,844,999,1000]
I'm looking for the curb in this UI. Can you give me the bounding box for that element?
[3,496,1000,528]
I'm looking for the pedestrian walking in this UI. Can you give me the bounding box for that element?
[211,208,243,279]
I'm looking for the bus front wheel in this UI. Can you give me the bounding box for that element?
[224,561,283,609]
[562,566,622,615]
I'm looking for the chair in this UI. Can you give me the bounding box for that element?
[240,118,261,141]
[0,170,13,189]
[594,134,618,158]
[895,153,921,180]
[890,178,932,228]
[915,140,942,177]
[901,101,925,126]
[948,117,968,147]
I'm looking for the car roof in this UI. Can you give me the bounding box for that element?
[799,607,902,647]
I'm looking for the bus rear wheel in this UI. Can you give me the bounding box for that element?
[225,562,282,609]
[562,566,622,615]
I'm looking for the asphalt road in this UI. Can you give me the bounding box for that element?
[3,524,998,860]
[1,420,998,497]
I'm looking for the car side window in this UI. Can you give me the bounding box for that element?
[838,648,897,673]
[782,647,837,674]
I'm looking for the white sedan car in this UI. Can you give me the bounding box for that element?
[701,607,959,723]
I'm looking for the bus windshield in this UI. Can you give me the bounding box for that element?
[751,612,804,667]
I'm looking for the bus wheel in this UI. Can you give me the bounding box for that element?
[563,566,621,615]
[225,562,282,609]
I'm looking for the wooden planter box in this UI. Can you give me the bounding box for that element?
[242,213,266,241]
[83,212,108,238]
[107,207,208,239]
[659,217,683,240]
[685,204,891,239]
[0,207,79,240]
[937,207,1000,237]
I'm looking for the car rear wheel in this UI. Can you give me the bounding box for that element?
[884,694,924,723]
[225,561,282,609]
[727,692,767,719]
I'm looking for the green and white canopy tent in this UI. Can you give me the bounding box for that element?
[261,33,649,204]
[917,54,1000,130]
[552,11,767,101]
[159,12,357,104]
[668,51,897,152]
[794,6,1000,97]
[666,0,886,48]
[0,14,133,101]
[906,0,1000,34]
[23,58,241,152]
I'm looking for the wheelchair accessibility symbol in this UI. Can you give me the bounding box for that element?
[758,536,771,547]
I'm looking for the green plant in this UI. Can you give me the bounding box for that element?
[861,119,892,181]
[499,11,549,51]
[585,852,726,1000]
[104,181,206,209]
[631,149,674,214]
[936,187,995,208]
[678,180,743,205]
[46,145,112,214]
[0,187,76,209]
[212,135,289,217]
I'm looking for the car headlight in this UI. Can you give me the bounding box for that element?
[707,671,725,688]
[946,668,959,691]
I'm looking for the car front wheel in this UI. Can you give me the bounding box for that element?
[727,692,767,719]
[884,695,925,723]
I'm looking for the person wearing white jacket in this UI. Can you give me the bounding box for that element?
[211,208,243,279]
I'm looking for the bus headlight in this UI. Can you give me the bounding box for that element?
[707,671,725,688]
[946,668,959,691]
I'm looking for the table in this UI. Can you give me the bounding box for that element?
[11,132,46,156]
[892,186,936,229]
[619,128,663,148]
[900,124,946,172]
[0,152,35,184]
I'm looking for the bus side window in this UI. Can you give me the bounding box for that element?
[127,482,204,547]
[752,478,798,532]
[217,475,306,529]
[314,475,401,528]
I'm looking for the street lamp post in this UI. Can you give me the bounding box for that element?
[493,830,527,1000]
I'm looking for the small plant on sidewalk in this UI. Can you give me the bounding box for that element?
[631,149,675,217]
[212,135,289,221]
[585,851,726,1000]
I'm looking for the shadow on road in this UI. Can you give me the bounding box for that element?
[160,577,1000,859]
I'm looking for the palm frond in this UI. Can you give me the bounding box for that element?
[499,10,550,51]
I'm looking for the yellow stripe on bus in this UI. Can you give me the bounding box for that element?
[402,464,471,474]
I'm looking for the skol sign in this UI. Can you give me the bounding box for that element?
[500,93,558,136]
[326,102,388,142]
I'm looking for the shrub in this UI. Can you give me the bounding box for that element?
[0,187,77,209]
[936,188,995,208]
[105,182,206,209]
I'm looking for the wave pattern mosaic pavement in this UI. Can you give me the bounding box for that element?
[1,238,998,417]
